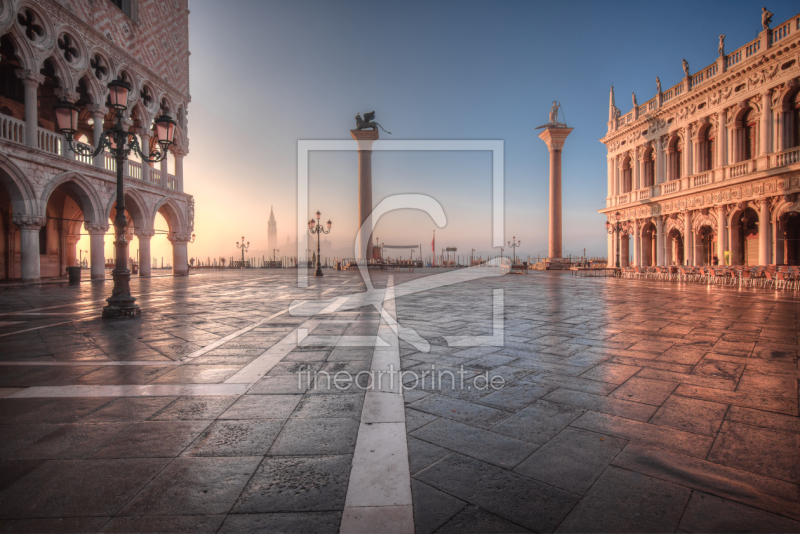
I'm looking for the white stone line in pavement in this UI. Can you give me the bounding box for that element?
[180,309,288,361]
[223,320,310,386]
[320,296,349,314]
[341,277,414,534]
[7,383,248,398]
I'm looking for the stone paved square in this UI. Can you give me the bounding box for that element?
[0,269,798,533]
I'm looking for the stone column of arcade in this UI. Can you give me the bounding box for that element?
[13,215,44,283]
[538,126,573,265]
[85,222,108,280]
[136,230,154,277]
[351,129,379,261]
[169,233,191,276]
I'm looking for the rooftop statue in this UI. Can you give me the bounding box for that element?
[355,111,391,134]
[656,76,662,94]
[762,7,773,30]
[682,58,690,77]
[632,92,637,107]
[718,34,725,57]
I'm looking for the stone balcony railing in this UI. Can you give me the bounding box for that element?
[771,146,800,168]
[0,114,179,191]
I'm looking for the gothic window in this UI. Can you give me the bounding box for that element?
[140,86,153,109]
[17,9,44,43]
[57,34,79,63]
[645,149,655,187]
[90,55,108,80]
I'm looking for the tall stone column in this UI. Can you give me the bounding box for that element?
[66,234,80,267]
[136,231,154,277]
[632,219,639,266]
[655,216,665,266]
[685,125,694,176]
[16,70,44,149]
[351,129,379,261]
[758,199,770,265]
[173,147,187,192]
[717,205,727,265]
[607,157,614,202]
[13,215,44,283]
[160,152,169,188]
[169,233,191,276]
[718,109,728,169]
[85,223,108,280]
[633,147,640,191]
[137,129,152,184]
[683,210,693,265]
[655,137,664,184]
[88,105,109,168]
[538,127,573,260]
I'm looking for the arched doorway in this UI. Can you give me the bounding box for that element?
[781,211,800,266]
[641,222,656,266]
[738,208,759,266]
[42,179,98,278]
[696,226,715,266]
[667,228,684,265]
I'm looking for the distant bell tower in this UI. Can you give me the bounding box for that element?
[268,206,277,253]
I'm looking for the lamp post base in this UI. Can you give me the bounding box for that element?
[315,265,323,277]
[102,269,141,319]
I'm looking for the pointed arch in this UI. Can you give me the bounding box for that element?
[0,153,36,215]
[153,196,186,235]
[104,188,150,232]
[39,171,103,223]
[1,26,37,71]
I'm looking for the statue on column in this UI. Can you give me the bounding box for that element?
[761,7,773,30]
[718,35,725,57]
[682,59,690,77]
[538,101,567,129]
[656,77,662,94]
[355,111,391,133]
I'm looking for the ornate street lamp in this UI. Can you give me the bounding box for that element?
[236,236,250,268]
[507,237,521,264]
[605,211,629,269]
[273,248,280,263]
[309,210,332,277]
[189,233,196,244]
[54,79,176,318]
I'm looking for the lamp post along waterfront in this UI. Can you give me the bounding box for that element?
[236,237,250,268]
[508,237,521,264]
[309,211,332,277]
[54,79,176,319]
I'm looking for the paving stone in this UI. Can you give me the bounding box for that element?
[78,396,177,423]
[726,406,800,435]
[99,515,225,533]
[434,504,532,533]
[93,421,211,458]
[219,394,300,419]
[407,394,511,429]
[571,411,713,458]
[291,393,364,420]
[218,512,341,533]
[0,424,63,459]
[182,420,284,456]
[0,517,109,533]
[411,479,467,534]
[0,459,45,492]
[492,400,584,445]
[649,395,728,437]
[524,373,619,395]
[673,384,798,416]
[4,397,112,424]
[708,421,800,484]
[232,455,351,512]
[637,368,737,391]
[7,423,133,459]
[149,395,239,420]
[405,408,438,432]
[609,376,678,406]
[247,375,309,394]
[678,491,800,533]
[477,380,557,412]
[119,456,261,516]
[612,443,800,520]
[411,417,536,469]
[543,388,657,421]
[555,466,691,533]
[415,452,578,533]
[269,417,359,455]
[407,436,450,475]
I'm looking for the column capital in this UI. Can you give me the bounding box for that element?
[135,127,152,138]
[537,127,573,151]
[350,129,379,150]
[120,117,134,130]
[54,88,80,104]
[15,69,45,86]
[171,145,189,157]
[84,222,109,234]
[87,104,109,116]
[134,230,156,239]
[12,215,45,230]
[167,232,193,243]
[66,235,81,245]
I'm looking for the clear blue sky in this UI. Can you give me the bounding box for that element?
[182,0,799,262]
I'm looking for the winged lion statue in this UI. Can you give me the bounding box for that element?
[355,111,391,134]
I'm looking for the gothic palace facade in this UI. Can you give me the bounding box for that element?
[600,11,800,268]
[0,0,192,282]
